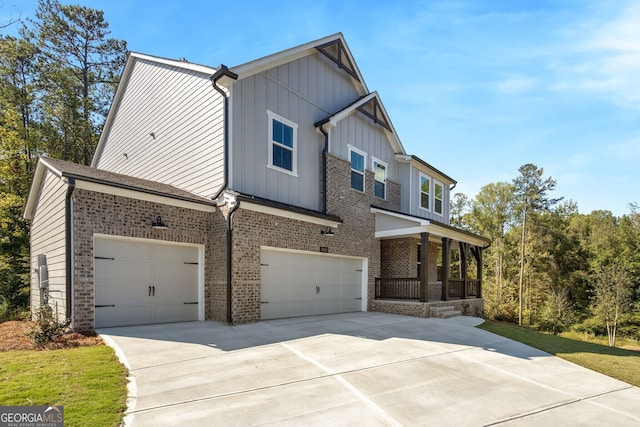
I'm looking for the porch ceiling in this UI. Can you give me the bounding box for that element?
[371,207,490,247]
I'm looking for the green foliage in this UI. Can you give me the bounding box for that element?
[27,307,71,346]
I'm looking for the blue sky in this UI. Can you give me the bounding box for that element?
[3,0,639,216]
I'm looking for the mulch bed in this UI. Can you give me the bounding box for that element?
[0,320,103,351]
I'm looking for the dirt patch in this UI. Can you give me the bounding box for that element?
[0,320,103,352]
[622,345,640,354]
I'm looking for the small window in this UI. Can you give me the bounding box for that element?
[420,175,430,210]
[268,111,297,175]
[372,157,387,199]
[434,181,444,215]
[349,145,366,192]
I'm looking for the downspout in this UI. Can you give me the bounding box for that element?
[210,65,238,201]
[316,119,330,214]
[64,177,75,323]
[226,200,240,324]
[210,65,239,324]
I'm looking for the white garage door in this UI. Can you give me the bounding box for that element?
[94,236,200,328]
[260,249,364,320]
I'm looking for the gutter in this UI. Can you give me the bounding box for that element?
[211,65,238,201]
[226,199,240,324]
[315,119,330,214]
[65,178,76,324]
[210,65,239,324]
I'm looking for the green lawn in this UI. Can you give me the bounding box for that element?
[478,320,640,387]
[0,345,128,427]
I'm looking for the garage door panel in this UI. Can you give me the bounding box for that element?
[96,305,153,328]
[96,260,152,282]
[260,249,363,320]
[95,237,200,328]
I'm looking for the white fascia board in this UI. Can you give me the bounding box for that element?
[24,161,53,220]
[74,180,216,212]
[424,223,488,247]
[129,52,217,75]
[370,207,430,226]
[240,201,341,228]
[375,227,426,239]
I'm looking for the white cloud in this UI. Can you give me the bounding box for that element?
[495,75,537,94]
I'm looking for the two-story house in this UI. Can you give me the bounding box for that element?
[25,33,489,331]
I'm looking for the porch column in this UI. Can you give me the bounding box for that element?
[477,246,483,299]
[419,232,429,302]
[441,238,451,301]
[460,242,468,299]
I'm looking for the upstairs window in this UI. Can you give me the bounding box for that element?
[268,111,297,175]
[420,175,430,210]
[372,157,387,199]
[349,145,366,192]
[434,181,444,215]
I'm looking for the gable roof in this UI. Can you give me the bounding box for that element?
[315,92,406,155]
[25,157,215,219]
[216,33,368,96]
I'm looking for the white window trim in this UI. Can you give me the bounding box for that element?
[434,179,444,216]
[419,173,431,212]
[372,156,388,200]
[267,110,298,177]
[348,144,367,193]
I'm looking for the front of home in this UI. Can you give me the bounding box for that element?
[25,33,489,331]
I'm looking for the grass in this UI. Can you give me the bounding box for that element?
[0,345,128,427]
[478,320,640,387]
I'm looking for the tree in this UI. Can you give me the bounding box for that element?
[591,265,632,347]
[25,0,127,164]
[468,182,516,318]
[512,164,561,325]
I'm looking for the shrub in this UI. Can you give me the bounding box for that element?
[28,307,70,346]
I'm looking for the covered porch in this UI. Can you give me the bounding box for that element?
[371,207,490,317]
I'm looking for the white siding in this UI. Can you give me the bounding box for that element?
[331,113,399,183]
[96,59,225,198]
[30,170,67,322]
[230,53,360,210]
[407,166,450,223]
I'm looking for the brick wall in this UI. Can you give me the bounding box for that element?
[71,189,216,331]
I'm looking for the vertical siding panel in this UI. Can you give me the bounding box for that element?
[30,170,67,322]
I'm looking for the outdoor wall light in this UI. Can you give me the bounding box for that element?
[152,216,168,230]
[321,227,335,237]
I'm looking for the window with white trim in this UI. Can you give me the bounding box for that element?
[434,181,444,215]
[268,111,297,175]
[372,157,387,199]
[349,145,366,192]
[420,175,430,210]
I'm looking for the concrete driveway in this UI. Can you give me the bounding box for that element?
[100,312,640,426]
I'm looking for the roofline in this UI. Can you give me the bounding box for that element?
[395,154,457,185]
[315,92,406,155]
[235,192,342,224]
[26,157,215,220]
[370,205,490,244]
[227,33,368,96]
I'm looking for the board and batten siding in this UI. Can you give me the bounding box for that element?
[96,59,225,198]
[406,165,450,223]
[30,169,68,322]
[330,113,399,184]
[230,53,360,211]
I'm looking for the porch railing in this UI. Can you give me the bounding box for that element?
[448,279,481,299]
[375,278,420,300]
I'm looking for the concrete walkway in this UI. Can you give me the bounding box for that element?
[100,312,640,426]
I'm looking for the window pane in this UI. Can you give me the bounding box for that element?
[421,176,430,194]
[435,183,443,199]
[351,171,363,191]
[375,181,385,198]
[374,162,386,182]
[273,120,283,144]
[421,192,429,209]
[273,144,292,171]
[435,198,442,214]
[351,151,364,172]
[282,123,293,148]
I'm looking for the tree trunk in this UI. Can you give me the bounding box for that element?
[519,205,527,326]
